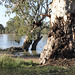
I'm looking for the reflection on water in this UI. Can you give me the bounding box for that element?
[0,34,48,54]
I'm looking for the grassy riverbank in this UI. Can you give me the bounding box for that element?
[0,65,75,75]
[0,54,75,75]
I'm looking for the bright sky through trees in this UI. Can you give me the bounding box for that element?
[0,4,15,27]
[0,0,50,27]
[0,5,49,27]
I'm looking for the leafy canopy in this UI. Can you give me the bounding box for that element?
[1,0,51,39]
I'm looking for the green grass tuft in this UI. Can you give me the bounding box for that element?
[0,55,37,68]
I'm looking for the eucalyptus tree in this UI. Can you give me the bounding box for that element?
[1,0,51,51]
[6,16,26,35]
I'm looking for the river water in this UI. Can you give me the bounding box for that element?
[0,34,48,54]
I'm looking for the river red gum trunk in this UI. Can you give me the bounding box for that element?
[40,0,75,65]
[22,37,32,51]
[31,36,43,50]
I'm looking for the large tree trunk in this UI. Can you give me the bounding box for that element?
[40,0,75,65]
[31,36,43,50]
[22,36,32,51]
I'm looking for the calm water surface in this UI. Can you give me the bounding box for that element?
[0,34,48,54]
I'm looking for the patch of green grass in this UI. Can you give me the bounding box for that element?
[0,55,75,75]
[0,65,75,75]
[0,55,38,68]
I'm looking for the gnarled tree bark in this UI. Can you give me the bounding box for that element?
[40,0,75,65]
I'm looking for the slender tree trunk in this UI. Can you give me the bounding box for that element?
[22,36,32,51]
[31,36,43,50]
[31,29,44,51]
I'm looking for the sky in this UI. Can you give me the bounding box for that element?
[0,4,15,27]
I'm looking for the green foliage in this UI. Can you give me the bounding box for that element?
[6,16,33,37]
[3,0,50,40]
[6,16,21,34]
[4,0,46,23]
[41,28,50,34]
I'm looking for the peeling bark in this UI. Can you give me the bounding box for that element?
[40,0,75,65]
